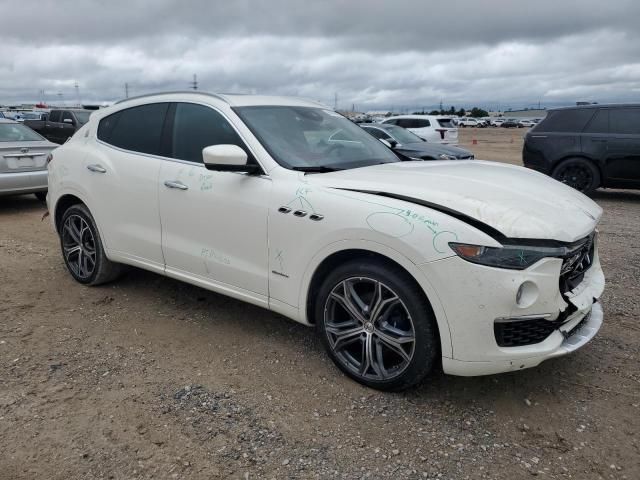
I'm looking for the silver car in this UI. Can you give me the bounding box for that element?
[0,119,57,200]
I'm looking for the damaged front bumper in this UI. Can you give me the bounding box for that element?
[420,247,605,377]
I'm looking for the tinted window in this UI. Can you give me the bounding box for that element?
[171,103,248,163]
[538,109,595,133]
[584,109,608,134]
[61,111,74,124]
[98,103,170,156]
[610,108,640,135]
[48,111,61,123]
[437,118,455,128]
[382,119,397,125]
[363,127,391,140]
[397,118,430,128]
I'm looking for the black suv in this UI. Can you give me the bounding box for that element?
[523,104,640,194]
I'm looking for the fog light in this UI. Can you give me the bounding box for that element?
[516,281,538,308]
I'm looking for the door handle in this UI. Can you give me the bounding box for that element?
[87,164,107,173]
[164,180,189,190]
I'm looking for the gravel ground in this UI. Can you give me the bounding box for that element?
[1,128,639,479]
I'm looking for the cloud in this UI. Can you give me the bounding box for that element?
[0,0,639,109]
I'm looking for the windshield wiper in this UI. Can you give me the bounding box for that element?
[291,166,342,173]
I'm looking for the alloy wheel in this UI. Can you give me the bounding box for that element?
[62,214,97,279]
[555,164,593,192]
[323,277,416,381]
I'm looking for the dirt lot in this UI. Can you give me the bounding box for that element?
[1,128,639,479]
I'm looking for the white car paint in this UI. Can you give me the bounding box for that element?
[47,92,605,378]
[381,115,458,144]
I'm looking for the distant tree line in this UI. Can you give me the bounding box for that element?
[412,106,489,118]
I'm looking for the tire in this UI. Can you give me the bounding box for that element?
[34,191,47,202]
[59,204,122,285]
[552,158,601,195]
[315,259,438,391]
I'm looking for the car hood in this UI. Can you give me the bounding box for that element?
[307,160,602,242]
[396,142,473,158]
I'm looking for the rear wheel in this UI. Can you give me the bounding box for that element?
[315,260,438,391]
[552,158,600,195]
[59,204,122,285]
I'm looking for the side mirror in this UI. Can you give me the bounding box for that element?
[379,138,397,149]
[202,144,260,173]
[63,118,74,124]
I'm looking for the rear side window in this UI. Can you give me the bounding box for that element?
[48,111,61,123]
[584,109,608,134]
[537,109,595,133]
[98,103,170,156]
[171,103,248,163]
[397,118,430,128]
[610,108,640,135]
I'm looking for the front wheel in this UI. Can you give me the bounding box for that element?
[59,204,122,285]
[315,260,438,391]
[552,158,600,195]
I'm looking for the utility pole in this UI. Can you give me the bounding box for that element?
[124,83,129,99]
[74,81,82,107]
[333,92,338,110]
[190,74,198,90]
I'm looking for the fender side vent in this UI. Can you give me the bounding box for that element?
[293,210,307,217]
[309,214,324,221]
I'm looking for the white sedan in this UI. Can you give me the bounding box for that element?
[47,92,605,391]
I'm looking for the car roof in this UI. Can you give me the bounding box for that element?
[113,91,327,109]
[549,103,640,112]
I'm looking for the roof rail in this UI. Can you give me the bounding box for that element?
[114,90,227,105]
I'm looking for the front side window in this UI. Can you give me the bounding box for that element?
[609,108,640,135]
[171,103,248,163]
[61,111,74,124]
[48,111,61,123]
[0,123,46,142]
[97,103,170,156]
[363,127,391,141]
[235,106,399,170]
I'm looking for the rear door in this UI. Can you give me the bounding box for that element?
[606,107,640,183]
[87,102,170,270]
[435,118,458,143]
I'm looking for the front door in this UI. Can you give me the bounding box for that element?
[158,102,270,300]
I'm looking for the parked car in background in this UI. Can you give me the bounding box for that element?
[361,124,474,160]
[0,118,57,200]
[501,118,519,128]
[457,118,480,128]
[48,91,604,391]
[490,118,506,127]
[28,109,92,144]
[0,111,5,119]
[518,119,536,128]
[381,115,458,144]
[523,103,640,194]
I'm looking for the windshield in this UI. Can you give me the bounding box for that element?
[73,111,91,124]
[235,106,399,170]
[383,125,424,144]
[22,113,43,120]
[0,123,45,142]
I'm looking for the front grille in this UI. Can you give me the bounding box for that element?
[559,232,596,293]
[494,318,556,347]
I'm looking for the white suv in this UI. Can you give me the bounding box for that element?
[381,115,458,144]
[47,92,605,391]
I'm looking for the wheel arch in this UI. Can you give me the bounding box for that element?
[552,155,604,186]
[299,241,453,358]
[54,193,86,232]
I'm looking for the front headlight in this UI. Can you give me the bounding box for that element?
[438,154,456,160]
[449,242,566,270]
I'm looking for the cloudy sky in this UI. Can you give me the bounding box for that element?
[1,0,639,111]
